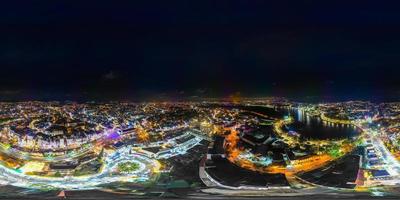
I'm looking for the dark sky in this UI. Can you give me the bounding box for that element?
[2,1,400,102]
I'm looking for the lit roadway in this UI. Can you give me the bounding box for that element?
[0,142,93,162]
[0,129,205,190]
[356,121,400,186]
[0,146,161,190]
[372,133,400,175]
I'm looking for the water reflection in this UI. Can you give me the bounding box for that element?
[281,108,359,139]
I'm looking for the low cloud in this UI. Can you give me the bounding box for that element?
[102,71,118,80]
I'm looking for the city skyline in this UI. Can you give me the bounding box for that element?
[2,2,400,198]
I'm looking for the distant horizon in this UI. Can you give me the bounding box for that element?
[1,95,399,103]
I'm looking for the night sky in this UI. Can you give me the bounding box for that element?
[2,1,400,102]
